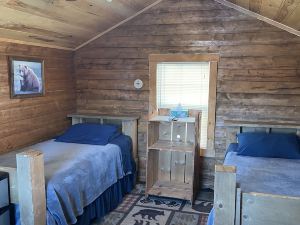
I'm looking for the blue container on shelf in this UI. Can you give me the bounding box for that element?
[169,104,188,119]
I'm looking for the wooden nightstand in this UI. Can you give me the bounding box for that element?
[146,113,201,204]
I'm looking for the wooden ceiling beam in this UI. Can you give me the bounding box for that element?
[215,0,300,37]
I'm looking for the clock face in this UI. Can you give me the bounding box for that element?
[134,79,143,89]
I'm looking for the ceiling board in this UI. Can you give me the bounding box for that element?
[235,0,250,9]
[3,0,114,30]
[283,4,300,30]
[274,0,300,22]
[227,0,300,31]
[259,0,282,19]
[0,0,159,49]
[249,0,262,13]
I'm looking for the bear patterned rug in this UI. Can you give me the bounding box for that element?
[93,184,213,225]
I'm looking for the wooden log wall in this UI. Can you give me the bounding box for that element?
[0,42,75,154]
[75,0,300,187]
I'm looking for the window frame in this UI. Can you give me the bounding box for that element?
[149,54,219,157]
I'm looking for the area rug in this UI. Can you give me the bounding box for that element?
[93,184,213,225]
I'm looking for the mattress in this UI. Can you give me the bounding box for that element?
[224,146,300,197]
[0,137,135,225]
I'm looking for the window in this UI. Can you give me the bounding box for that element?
[149,54,218,157]
[156,62,210,149]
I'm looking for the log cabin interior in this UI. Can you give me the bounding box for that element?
[0,0,300,225]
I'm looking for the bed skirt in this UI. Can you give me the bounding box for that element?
[12,173,136,225]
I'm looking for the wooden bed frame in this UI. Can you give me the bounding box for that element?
[0,113,138,225]
[214,122,300,225]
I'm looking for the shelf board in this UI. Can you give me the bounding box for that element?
[148,140,194,152]
[147,180,192,201]
[149,115,195,123]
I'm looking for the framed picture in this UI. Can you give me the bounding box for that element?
[9,56,45,98]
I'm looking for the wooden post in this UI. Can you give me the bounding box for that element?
[225,127,240,149]
[16,150,46,225]
[71,117,81,125]
[122,120,138,165]
[214,165,237,225]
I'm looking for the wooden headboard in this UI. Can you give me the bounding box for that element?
[224,120,300,149]
[68,113,139,165]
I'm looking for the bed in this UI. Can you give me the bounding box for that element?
[0,114,138,225]
[208,123,300,225]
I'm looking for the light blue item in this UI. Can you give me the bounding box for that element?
[224,151,300,196]
[207,208,214,225]
[170,104,188,118]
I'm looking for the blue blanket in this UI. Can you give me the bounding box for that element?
[110,135,136,175]
[224,152,300,196]
[11,135,134,225]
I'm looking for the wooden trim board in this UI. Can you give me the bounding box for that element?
[0,37,73,51]
[149,54,220,63]
[223,120,300,129]
[205,62,217,157]
[67,113,139,121]
[214,0,300,37]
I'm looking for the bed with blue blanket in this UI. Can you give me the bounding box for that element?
[0,121,137,225]
[208,131,300,225]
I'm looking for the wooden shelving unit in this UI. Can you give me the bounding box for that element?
[146,114,201,203]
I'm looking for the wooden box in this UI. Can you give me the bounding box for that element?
[146,114,201,203]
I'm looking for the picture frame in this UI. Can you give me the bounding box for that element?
[9,56,45,98]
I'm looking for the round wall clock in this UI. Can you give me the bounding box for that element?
[134,79,143,89]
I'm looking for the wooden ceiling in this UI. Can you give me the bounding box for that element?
[227,0,300,31]
[0,0,300,50]
[0,0,160,50]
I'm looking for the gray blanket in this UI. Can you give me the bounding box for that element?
[224,152,300,197]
